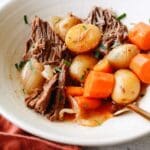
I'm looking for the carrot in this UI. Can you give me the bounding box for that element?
[129,22,150,51]
[75,96,101,110]
[129,54,150,84]
[84,71,114,98]
[66,86,84,96]
[93,58,112,73]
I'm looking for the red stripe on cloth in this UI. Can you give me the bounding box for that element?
[0,116,81,150]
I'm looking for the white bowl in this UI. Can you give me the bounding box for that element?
[0,0,150,146]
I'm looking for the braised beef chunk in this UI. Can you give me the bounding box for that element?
[24,17,69,120]
[34,74,58,114]
[25,74,58,113]
[83,6,128,55]
[25,89,42,109]
[48,61,67,121]
[24,16,66,63]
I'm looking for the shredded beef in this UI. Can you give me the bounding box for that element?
[25,74,58,114]
[24,17,69,120]
[24,16,66,64]
[48,61,67,120]
[83,6,128,55]
[25,89,42,109]
[35,74,58,114]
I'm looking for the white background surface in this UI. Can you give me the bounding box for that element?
[0,0,150,149]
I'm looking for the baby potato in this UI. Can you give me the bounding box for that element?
[107,44,139,69]
[50,15,81,41]
[21,59,45,94]
[58,15,81,40]
[112,69,140,105]
[69,55,98,82]
[65,23,102,53]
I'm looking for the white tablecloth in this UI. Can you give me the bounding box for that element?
[0,0,149,149]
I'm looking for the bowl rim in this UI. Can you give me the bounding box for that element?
[0,0,149,146]
[0,105,150,146]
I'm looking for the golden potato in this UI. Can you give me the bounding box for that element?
[112,69,140,105]
[65,23,102,53]
[21,59,45,94]
[107,44,139,69]
[69,55,98,82]
[50,15,81,41]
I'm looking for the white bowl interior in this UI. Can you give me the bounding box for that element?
[0,0,150,146]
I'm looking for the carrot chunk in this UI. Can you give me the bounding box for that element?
[93,58,112,73]
[129,22,150,51]
[75,96,101,110]
[129,54,150,84]
[84,71,114,98]
[66,86,84,96]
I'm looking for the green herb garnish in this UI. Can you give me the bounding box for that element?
[53,17,61,24]
[24,15,28,24]
[94,50,101,59]
[80,74,85,81]
[15,61,26,71]
[117,13,127,21]
[80,68,89,81]
[82,25,87,30]
[100,43,106,50]
[54,67,62,73]
[22,89,25,94]
[63,60,71,67]
[29,60,34,71]
[94,120,102,125]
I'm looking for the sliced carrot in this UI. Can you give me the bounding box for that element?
[75,96,101,110]
[66,86,84,96]
[129,54,150,84]
[93,58,112,73]
[129,22,150,51]
[84,71,114,98]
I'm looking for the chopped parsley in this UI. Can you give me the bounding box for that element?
[63,60,71,67]
[54,67,62,73]
[94,50,101,59]
[53,17,61,24]
[24,15,28,24]
[100,43,106,50]
[94,120,102,125]
[82,25,87,30]
[22,89,25,94]
[117,13,127,21]
[80,68,90,81]
[29,60,34,71]
[80,73,85,81]
[15,61,26,72]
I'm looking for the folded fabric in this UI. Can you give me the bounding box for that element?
[0,115,81,150]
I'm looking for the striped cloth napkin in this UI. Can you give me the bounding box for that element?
[0,115,81,150]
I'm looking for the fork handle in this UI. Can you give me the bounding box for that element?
[127,104,150,121]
